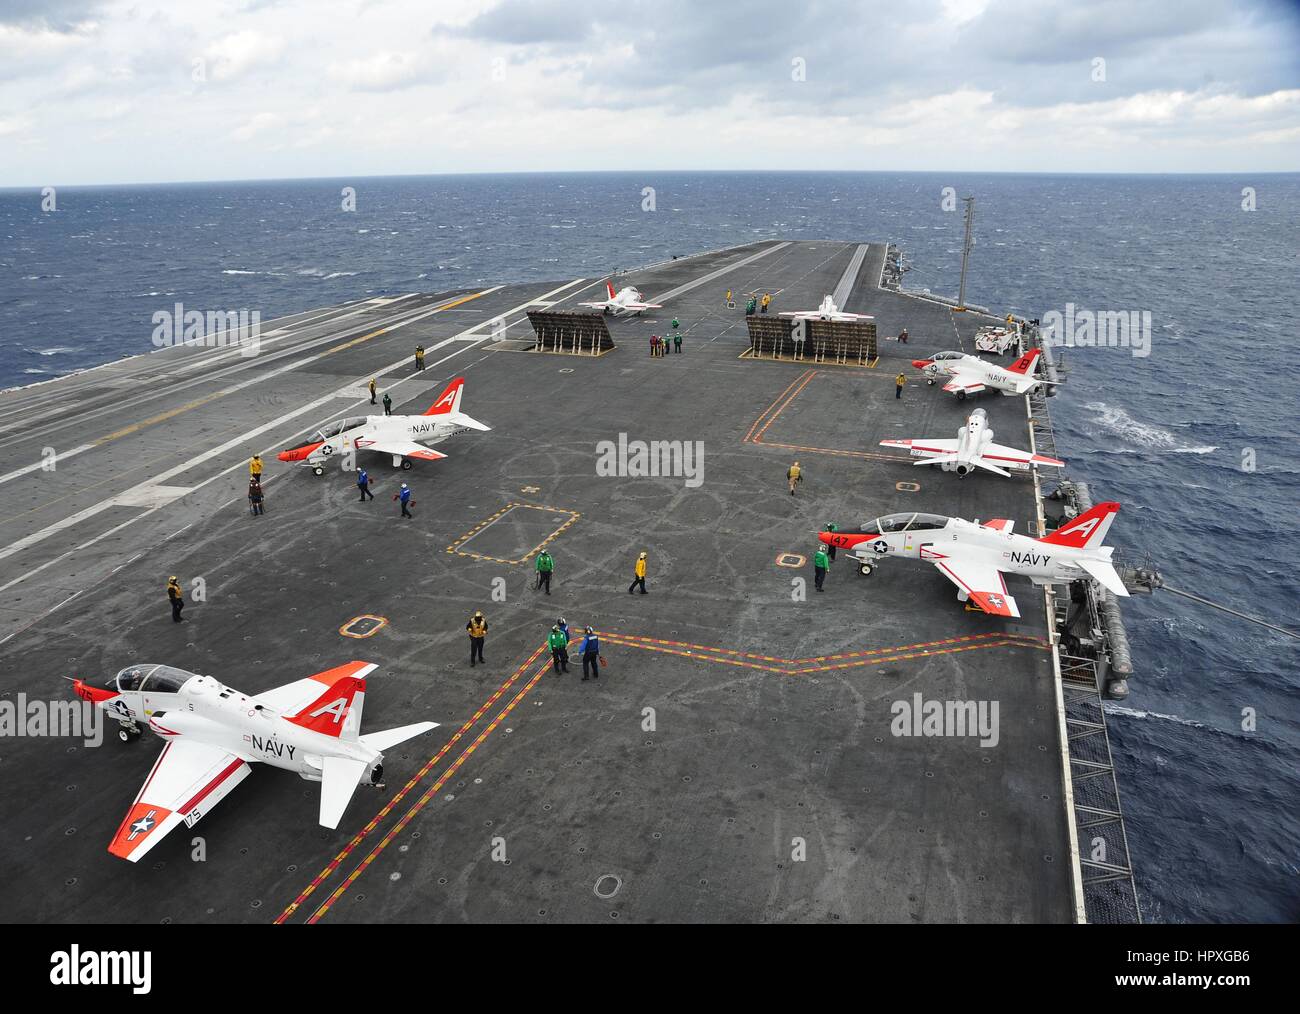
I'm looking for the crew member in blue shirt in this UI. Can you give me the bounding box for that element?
[578,626,601,681]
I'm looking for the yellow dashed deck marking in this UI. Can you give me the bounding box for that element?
[445,501,581,564]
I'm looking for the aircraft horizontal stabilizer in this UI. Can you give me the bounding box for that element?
[319,755,370,829]
[973,459,1012,478]
[913,452,961,467]
[1076,558,1130,597]
[358,721,439,753]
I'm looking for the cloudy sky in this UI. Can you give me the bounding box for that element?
[1,0,1297,185]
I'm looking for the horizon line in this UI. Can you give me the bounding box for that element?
[3,166,1298,191]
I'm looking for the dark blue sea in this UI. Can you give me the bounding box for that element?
[1,171,1297,922]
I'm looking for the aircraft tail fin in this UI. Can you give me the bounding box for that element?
[1040,501,1121,549]
[424,376,465,416]
[285,663,370,740]
[319,756,369,829]
[606,280,617,299]
[358,721,438,753]
[1007,348,1042,376]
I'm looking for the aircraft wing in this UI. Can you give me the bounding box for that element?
[880,438,958,458]
[578,300,612,310]
[930,554,1021,618]
[623,301,663,310]
[108,740,251,862]
[357,438,447,462]
[942,371,986,396]
[982,442,1065,469]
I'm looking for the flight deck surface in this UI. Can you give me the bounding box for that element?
[0,240,1074,923]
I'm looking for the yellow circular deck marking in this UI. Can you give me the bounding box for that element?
[776,553,806,568]
[896,481,920,492]
[340,615,388,639]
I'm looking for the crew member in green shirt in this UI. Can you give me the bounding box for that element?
[535,550,555,595]
[813,545,830,592]
[548,624,570,674]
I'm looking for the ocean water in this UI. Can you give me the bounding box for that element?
[1,171,1297,922]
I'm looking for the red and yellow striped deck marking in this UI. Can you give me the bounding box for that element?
[277,628,1047,923]
[273,641,548,924]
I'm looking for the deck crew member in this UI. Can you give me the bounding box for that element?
[673,332,683,354]
[898,328,909,344]
[650,334,658,358]
[824,523,838,560]
[357,468,374,501]
[725,288,732,305]
[383,393,393,416]
[248,478,264,516]
[415,345,425,371]
[467,610,487,666]
[760,292,771,313]
[535,549,555,594]
[628,551,648,594]
[394,482,413,518]
[548,624,571,674]
[895,373,906,399]
[368,378,377,404]
[813,544,830,592]
[671,318,679,330]
[249,454,263,480]
[557,617,570,641]
[578,626,601,681]
[787,461,802,495]
[167,576,185,623]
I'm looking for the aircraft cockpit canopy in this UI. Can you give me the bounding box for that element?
[862,512,950,535]
[112,664,196,694]
[310,417,368,443]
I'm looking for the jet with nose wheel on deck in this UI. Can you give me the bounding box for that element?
[69,661,438,862]
[778,294,875,322]
[277,376,489,475]
[579,281,663,316]
[818,501,1129,617]
[881,407,1065,478]
[912,348,1056,400]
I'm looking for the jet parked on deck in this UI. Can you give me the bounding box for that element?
[912,348,1055,399]
[818,502,1129,618]
[70,661,437,862]
[881,407,1065,478]
[278,376,488,474]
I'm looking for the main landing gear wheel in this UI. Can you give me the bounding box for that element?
[400,459,413,471]
[956,390,967,401]
[926,378,935,386]
[312,466,324,476]
[858,563,875,577]
[118,726,141,743]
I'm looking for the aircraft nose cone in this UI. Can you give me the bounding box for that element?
[911,359,931,369]
[277,450,294,461]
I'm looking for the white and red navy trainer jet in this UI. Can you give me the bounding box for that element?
[912,348,1055,400]
[818,501,1129,618]
[70,661,437,862]
[278,376,489,475]
[880,407,1064,478]
[579,281,663,316]
[778,295,874,323]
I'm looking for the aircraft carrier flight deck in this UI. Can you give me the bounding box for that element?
[0,240,1093,924]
